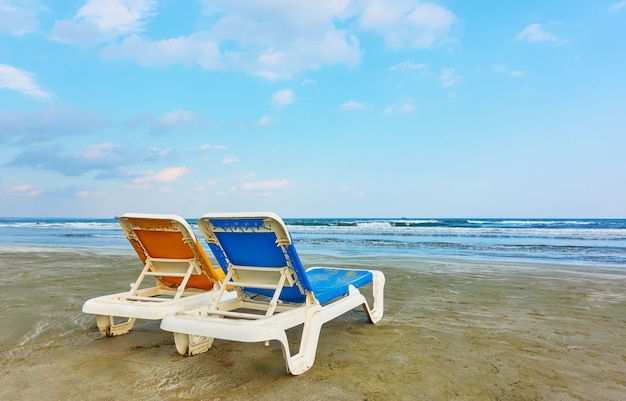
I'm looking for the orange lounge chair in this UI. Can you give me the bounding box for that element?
[82,213,228,337]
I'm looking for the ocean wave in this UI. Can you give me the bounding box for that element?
[296,237,626,264]
[0,221,119,230]
[1,217,625,267]
[288,224,626,241]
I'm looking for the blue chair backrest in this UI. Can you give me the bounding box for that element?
[200,215,313,302]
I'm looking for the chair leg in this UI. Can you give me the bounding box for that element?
[174,332,215,356]
[282,307,324,375]
[95,315,136,336]
[368,270,385,323]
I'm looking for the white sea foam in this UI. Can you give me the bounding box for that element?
[1,217,625,266]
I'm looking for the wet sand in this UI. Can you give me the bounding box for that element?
[1,249,625,400]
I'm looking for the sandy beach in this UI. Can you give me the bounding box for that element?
[1,249,625,400]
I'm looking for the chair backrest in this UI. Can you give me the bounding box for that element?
[198,212,313,302]
[119,213,225,290]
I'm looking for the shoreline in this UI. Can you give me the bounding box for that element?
[1,243,625,273]
[1,250,625,400]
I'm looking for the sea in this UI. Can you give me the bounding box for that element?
[0,217,625,268]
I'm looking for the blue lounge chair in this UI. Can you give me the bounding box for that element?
[160,212,385,375]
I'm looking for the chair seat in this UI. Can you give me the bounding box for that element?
[240,268,373,304]
[307,268,373,304]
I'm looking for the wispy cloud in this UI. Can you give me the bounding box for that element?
[339,186,366,198]
[0,105,108,144]
[125,109,202,134]
[132,166,190,185]
[230,178,289,194]
[7,184,41,196]
[222,155,239,164]
[440,67,461,87]
[340,101,370,111]
[199,144,228,151]
[101,33,219,67]
[382,99,414,115]
[610,1,626,12]
[76,189,104,198]
[359,1,457,49]
[96,1,457,79]
[254,115,273,127]
[50,0,157,44]
[195,179,218,192]
[493,64,527,77]
[0,64,52,101]
[389,60,428,72]
[77,142,117,159]
[100,2,360,79]
[0,0,44,35]
[516,23,563,44]
[153,110,201,133]
[271,89,296,107]
[6,142,134,177]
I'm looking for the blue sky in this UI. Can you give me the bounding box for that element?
[1,1,625,218]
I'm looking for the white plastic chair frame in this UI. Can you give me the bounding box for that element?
[161,212,384,375]
[83,213,224,336]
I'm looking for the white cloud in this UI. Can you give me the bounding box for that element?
[153,166,189,182]
[389,60,428,72]
[76,0,155,32]
[133,166,189,184]
[382,99,414,115]
[57,1,458,79]
[0,105,108,144]
[101,33,221,68]
[610,1,626,12]
[222,155,239,164]
[100,1,362,79]
[200,144,228,151]
[156,110,198,125]
[359,1,457,49]
[516,23,560,44]
[77,142,117,160]
[493,64,526,77]
[50,0,157,44]
[440,67,461,87]
[254,115,273,127]
[231,178,289,193]
[271,89,296,107]
[0,0,44,35]
[154,110,201,132]
[93,1,458,79]
[340,101,370,111]
[339,186,366,198]
[124,109,201,134]
[0,64,52,100]
[195,179,218,192]
[76,190,104,198]
[7,184,41,196]
[6,142,142,177]
[147,146,170,158]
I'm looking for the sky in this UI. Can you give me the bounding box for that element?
[1,0,625,218]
